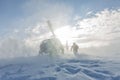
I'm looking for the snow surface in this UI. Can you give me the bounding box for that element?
[0,53,120,80]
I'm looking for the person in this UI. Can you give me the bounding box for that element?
[66,41,69,51]
[71,42,79,54]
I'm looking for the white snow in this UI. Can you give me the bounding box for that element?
[0,53,120,80]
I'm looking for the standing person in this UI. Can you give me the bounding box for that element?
[66,41,69,51]
[71,42,79,54]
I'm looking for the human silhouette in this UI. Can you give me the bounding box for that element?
[71,42,79,54]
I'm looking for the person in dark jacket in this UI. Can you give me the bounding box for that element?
[71,42,79,54]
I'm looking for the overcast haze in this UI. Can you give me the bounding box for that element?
[0,0,120,59]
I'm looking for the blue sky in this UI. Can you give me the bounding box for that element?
[0,0,25,26]
[0,0,120,37]
[59,0,120,16]
[0,0,120,29]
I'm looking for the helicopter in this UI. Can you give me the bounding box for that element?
[39,20,64,55]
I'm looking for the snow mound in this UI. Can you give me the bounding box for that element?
[0,54,120,80]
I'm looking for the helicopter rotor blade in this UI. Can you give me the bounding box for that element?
[47,20,56,38]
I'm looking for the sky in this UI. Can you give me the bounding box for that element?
[0,0,120,33]
[0,0,120,59]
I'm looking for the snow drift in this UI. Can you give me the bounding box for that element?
[0,54,120,80]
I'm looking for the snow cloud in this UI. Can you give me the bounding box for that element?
[0,0,73,59]
[0,0,120,59]
[0,37,37,59]
[75,9,120,56]
[21,0,73,32]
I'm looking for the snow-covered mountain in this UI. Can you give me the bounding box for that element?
[0,53,120,80]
